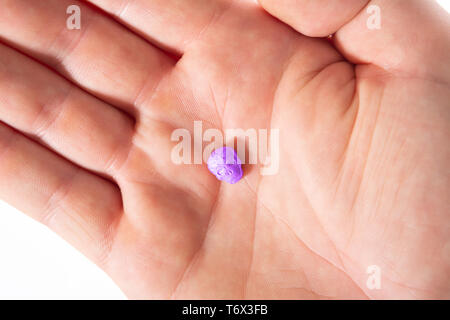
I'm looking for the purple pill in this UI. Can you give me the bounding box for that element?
[207,147,243,184]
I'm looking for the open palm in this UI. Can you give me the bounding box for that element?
[0,0,449,299]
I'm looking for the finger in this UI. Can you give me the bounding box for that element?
[0,43,134,177]
[0,0,173,115]
[334,0,450,83]
[259,0,450,83]
[86,0,232,54]
[258,0,368,37]
[0,123,122,268]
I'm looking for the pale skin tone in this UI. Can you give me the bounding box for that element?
[0,0,448,299]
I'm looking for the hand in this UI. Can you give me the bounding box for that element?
[0,0,448,299]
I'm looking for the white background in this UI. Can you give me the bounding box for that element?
[1,0,449,300]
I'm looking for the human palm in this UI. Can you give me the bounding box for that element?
[0,0,449,299]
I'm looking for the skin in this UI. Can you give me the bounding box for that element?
[0,0,449,299]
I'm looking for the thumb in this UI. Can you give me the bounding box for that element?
[258,0,368,37]
[259,0,450,83]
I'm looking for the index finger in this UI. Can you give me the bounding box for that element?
[86,0,233,54]
[259,0,450,83]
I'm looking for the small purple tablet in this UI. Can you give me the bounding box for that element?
[207,147,243,184]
